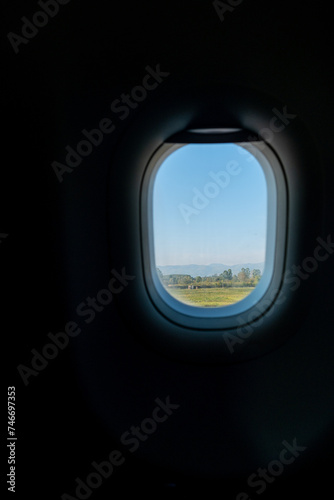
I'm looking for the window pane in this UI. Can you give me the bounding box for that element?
[152,143,267,308]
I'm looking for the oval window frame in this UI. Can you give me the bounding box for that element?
[140,130,287,330]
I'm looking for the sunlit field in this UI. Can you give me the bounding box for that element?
[165,286,255,307]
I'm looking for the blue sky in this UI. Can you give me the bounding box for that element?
[153,143,267,266]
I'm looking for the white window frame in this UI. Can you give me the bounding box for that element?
[140,131,287,330]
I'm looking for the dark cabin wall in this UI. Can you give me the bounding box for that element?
[2,0,334,497]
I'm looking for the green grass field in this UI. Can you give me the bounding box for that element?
[166,286,255,307]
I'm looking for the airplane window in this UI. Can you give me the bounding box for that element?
[152,143,267,308]
[141,133,286,328]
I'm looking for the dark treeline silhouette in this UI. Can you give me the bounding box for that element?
[157,268,262,288]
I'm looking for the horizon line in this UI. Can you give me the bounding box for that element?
[157,262,265,267]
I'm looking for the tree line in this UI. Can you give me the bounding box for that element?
[157,267,262,288]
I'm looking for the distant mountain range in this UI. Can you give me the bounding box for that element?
[157,262,265,277]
